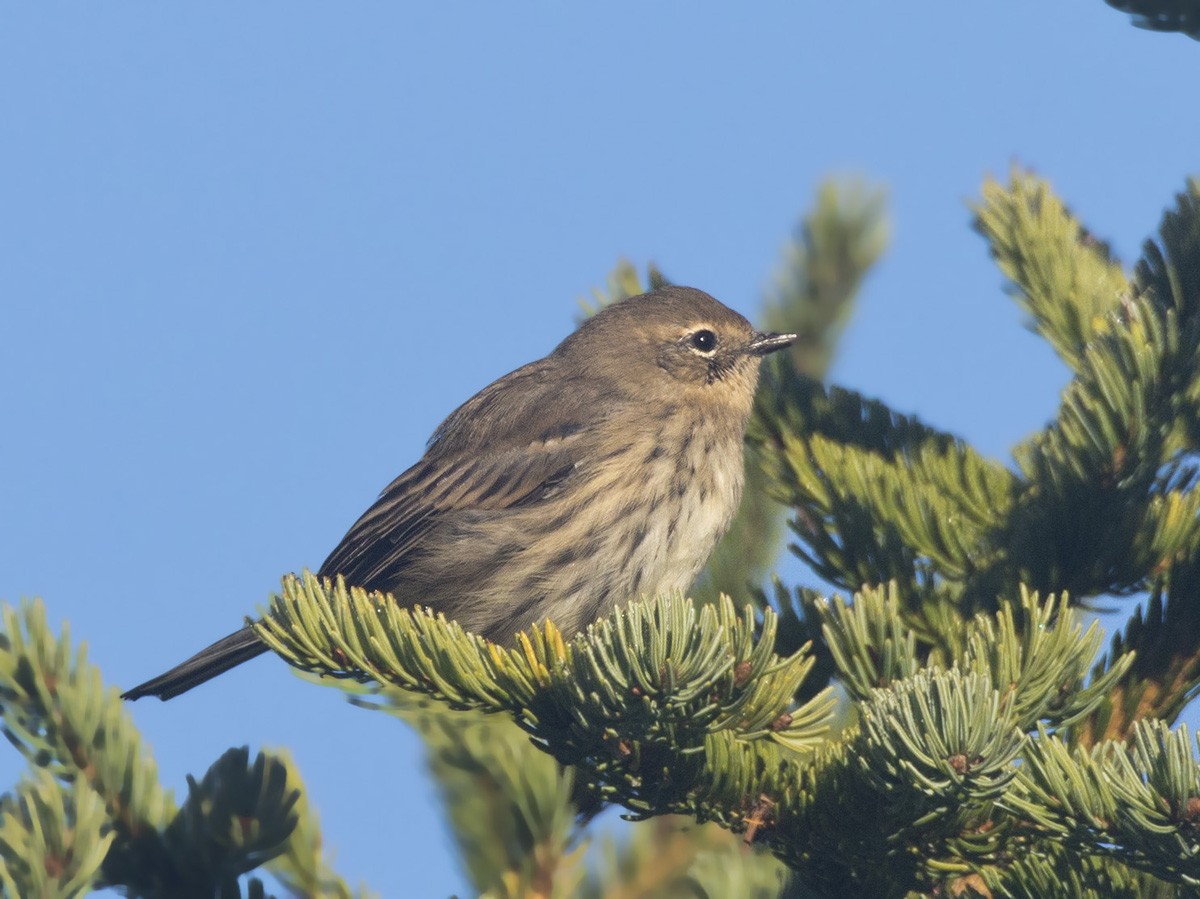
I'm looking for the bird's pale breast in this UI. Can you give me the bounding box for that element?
[439,410,747,639]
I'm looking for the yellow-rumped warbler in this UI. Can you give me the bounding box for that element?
[123,286,795,700]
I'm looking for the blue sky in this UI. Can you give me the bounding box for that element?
[2,3,1197,896]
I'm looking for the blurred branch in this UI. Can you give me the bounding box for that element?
[695,178,889,608]
[0,600,363,898]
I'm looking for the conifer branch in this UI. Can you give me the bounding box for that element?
[0,601,362,898]
[960,589,1132,731]
[253,574,834,826]
[814,584,1134,733]
[751,370,1015,609]
[262,748,372,899]
[360,692,583,899]
[856,669,1024,832]
[1083,558,1200,745]
[763,178,889,379]
[1135,179,1200,453]
[581,817,789,899]
[246,574,1200,894]
[992,848,1173,898]
[110,746,299,897]
[0,772,114,898]
[366,681,791,897]
[1010,720,1200,884]
[0,601,173,839]
[974,171,1130,372]
[577,259,660,320]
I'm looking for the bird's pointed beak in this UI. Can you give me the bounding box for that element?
[748,331,797,356]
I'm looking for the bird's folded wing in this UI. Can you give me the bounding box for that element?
[319,358,622,589]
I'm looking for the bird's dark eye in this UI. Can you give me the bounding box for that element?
[689,329,718,353]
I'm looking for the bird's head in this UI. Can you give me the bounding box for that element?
[556,285,796,411]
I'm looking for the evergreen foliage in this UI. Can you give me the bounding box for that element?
[3,173,1200,896]
[695,181,888,609]
[0,600,361,898]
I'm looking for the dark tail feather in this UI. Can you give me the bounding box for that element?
[121,626,269,701]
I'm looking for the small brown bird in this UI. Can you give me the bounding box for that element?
[123,286,795,700]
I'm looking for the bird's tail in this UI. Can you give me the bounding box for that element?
[121,626,269,701]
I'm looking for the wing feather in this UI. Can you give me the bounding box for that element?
[318,358,615,591]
